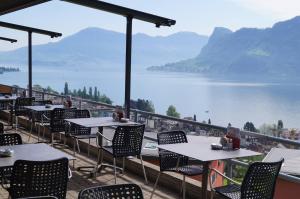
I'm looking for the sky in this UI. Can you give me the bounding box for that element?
[0,0,300,51]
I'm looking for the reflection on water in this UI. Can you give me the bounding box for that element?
[2,67,300,128]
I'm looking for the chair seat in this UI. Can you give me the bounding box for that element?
[214,184,241,199]
[102,145,139,157]
[166,165,203,176]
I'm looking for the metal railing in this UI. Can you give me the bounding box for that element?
[3,84,300,184]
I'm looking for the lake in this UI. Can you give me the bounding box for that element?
[2,66,300,129]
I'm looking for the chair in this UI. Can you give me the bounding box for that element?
[65,109,96,157]
[150,131,203,199]
[28,100,53,142]
[46,108,76,145]
[210,159,284,199]
[0,122,3,134]
[0,133,23,186]
[7,158,69,199]
[96,125,148,184]
[78,183,144,199]
[11,97,35,132]
[0,133,23,146]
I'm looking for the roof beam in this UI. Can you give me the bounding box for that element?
[0,21,62,37]
[62,0,176,27]
[0,36,17,43]
[0,0,50,16]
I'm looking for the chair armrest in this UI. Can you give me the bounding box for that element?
[96,131,112,142]
[42,114,50,121]
[210,168,241,186]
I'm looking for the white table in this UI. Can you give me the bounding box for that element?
[65,117,137,128]
[24,105,64,112]
[0,143,75,168]
[158,139,261,199]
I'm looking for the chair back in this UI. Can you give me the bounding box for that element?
[241,159,284,199]
[50,108,76,133]
[14,97,35,116]
[9,158,69,199]
[65,110,91,136]
[111,125,145,157]
[0,133,22,146]
[0,122,3,134]
[157,131,188,171]
[78,183,144,199]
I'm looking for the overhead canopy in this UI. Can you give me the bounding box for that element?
[0,0,50,16]
[0,0,176,27]
[0,21,62,37]
[0,36,17,43]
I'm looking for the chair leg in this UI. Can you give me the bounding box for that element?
[113,158,117,184]
[140,155,148,184]
[150,172,161,199]
[122,157,125,174]
[51,134,54,146]
[182,175,186,199]
[88,138,90,157]
[37,124,41,142]
[73,139,76,157]
[28,121,33,142]
[15,116,18,132]
[76,139,80,153]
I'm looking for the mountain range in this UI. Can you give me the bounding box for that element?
[0,27,208,71]
[148,16,300,77]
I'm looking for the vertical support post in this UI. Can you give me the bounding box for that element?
[28,31,33,97]
[124,16,133,118]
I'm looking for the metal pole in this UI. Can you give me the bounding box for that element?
[124,16,132,118]
[28,31,32,97]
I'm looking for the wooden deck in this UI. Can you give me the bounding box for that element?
[0,126,179,199]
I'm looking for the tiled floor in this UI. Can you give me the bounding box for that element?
[0,126,179,199]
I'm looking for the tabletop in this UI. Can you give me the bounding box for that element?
[263,148,300,175]
[24,105,64,112]
[0,95,18,101]
[158,139,261,162]
[0,143,75,168]
[65,117,137,128]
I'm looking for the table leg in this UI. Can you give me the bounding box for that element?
[202,161,210,199]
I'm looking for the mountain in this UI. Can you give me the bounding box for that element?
[0,27,208,70]
[148,16,300,76]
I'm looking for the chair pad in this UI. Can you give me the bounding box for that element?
[215,184,241,199]
[165,165,203,176]
[71,134,97,139]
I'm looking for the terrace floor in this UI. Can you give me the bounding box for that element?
[0,122,180,199]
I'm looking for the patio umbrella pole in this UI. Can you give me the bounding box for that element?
[125,16,132,118]
[28,31,32,97]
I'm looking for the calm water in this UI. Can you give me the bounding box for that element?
[2,66,300,129]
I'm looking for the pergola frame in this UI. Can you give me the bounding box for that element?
[0,0,176,117]
[0,21,62,97]
[0,36,17,43]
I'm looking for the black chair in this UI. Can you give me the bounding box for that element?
[65,109,96,157]
[11,97,35,132]
[7,158,69,199]
[28,100,53,142]
[78,183,144,199]
[96,125,148,184]
[0,122,3,134]
[150,131,203,199]
[210,159,284,199]
[19,197,58,199]
[46,108,76,145]
[0,133,23,146]
[0,133,23,186]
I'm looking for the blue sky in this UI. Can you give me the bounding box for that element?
[0,0,299,51]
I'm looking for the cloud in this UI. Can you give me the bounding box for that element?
[230,0,300,19]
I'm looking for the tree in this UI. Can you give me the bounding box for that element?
[94,87,98,100]
[166,105,180,118]
[64,82,69,95]
[131,99,155,113]
[83,86,87,98]
[243,122,257,132]
[88,87,93,99]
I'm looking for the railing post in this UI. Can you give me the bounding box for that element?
[79,99,82,109]
[134,110,138,123]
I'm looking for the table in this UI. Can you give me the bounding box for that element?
[0,143,75,168]
[158,139,261,199]
[263,148,300,176]
[24,104,64,112]
[0,95,18,101]
[65,117,137,128]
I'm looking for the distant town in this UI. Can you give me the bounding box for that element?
[0,66,20,74]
